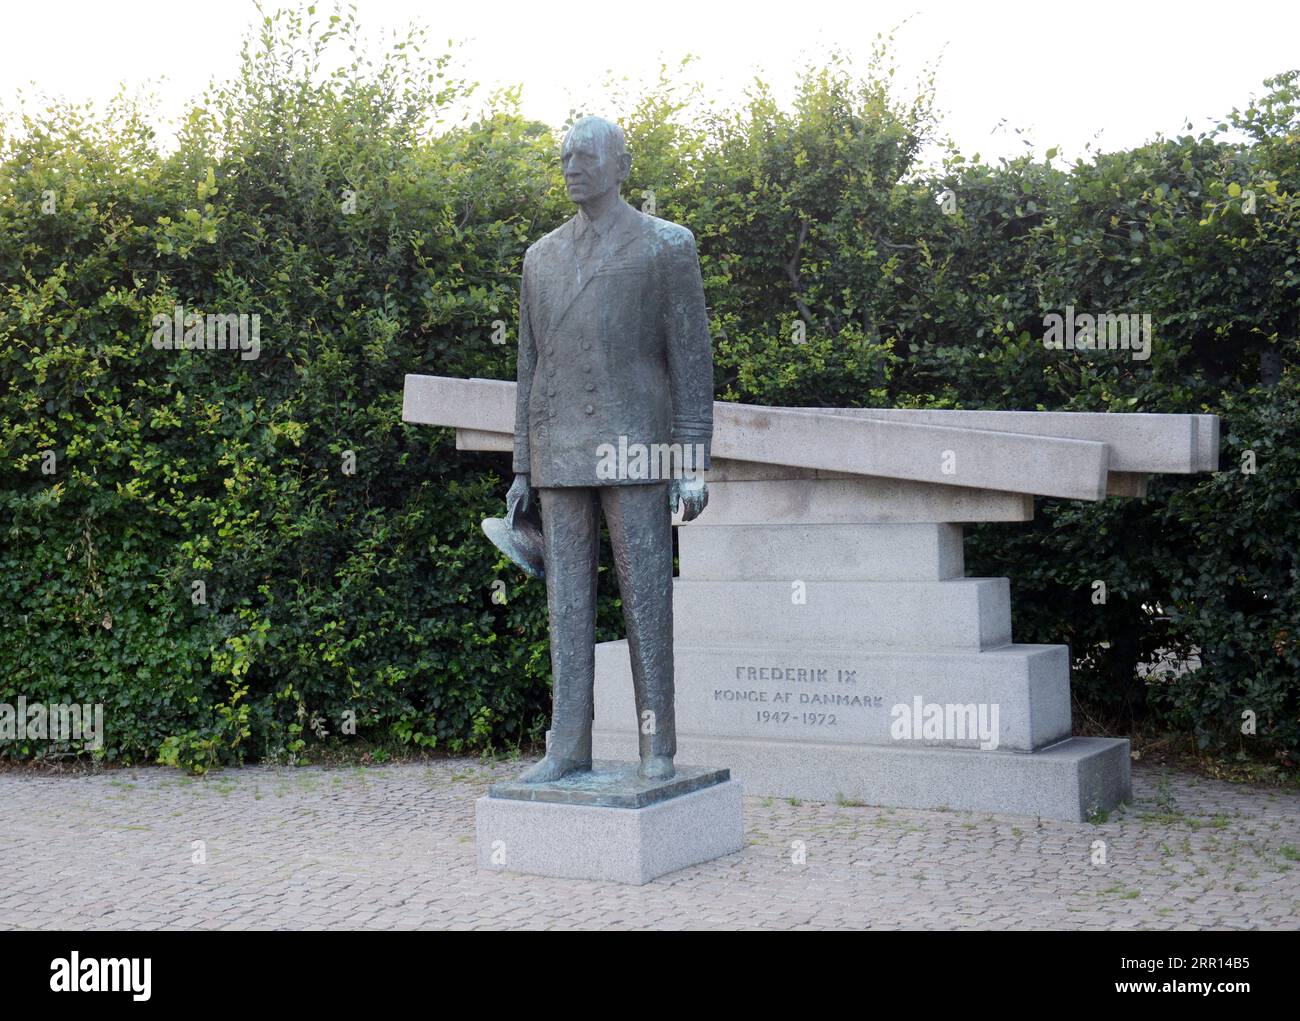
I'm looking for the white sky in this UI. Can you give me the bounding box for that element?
[2,0,1295,165]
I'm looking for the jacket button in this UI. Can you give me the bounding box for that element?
[584,383,595,392]
[584,404,595,415]
[582,341,591,351]
[547,388,556,397]
[582,364,591,373]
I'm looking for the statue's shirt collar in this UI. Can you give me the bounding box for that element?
[574,198,630,242]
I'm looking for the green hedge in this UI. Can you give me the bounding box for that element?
[2,9,1296,770]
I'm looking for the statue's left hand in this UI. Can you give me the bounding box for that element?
[670,477,708,522]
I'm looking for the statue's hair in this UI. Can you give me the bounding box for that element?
[564,116,628,158]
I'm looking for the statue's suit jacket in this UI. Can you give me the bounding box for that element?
[513,198,714,487]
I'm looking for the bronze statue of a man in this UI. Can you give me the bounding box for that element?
[506,116,714,783]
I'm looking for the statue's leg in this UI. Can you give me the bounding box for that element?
[519,485,599,783]
[601,482,675,779]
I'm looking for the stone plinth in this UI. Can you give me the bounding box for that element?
[476,762,744,885]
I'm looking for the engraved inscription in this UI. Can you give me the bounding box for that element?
[715,663,885,730]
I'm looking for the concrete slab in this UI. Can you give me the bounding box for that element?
[802,406,1220,474]
[591,732,1131,822]
[693,477,1033,525]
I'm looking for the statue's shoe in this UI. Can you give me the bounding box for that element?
[639,754,675,781]
[519,755,591,784]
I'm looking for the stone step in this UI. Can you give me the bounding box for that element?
[591,729,1131,823]
[672,578,1012,650]
[678,522,965,581]
[594,640,1071,753]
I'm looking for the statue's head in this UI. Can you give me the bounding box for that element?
[561,116,631,206]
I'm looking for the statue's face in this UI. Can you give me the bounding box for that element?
[561,123,627,205]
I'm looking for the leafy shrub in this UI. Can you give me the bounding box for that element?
[2,8,1296,768]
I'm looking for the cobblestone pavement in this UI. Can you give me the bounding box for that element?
[1,758,1297,930]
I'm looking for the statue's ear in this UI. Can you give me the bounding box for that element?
[617,151,632,181]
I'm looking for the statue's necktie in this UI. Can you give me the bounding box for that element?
[576,226,598,277]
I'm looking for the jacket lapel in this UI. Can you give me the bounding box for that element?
[533,217,578,340]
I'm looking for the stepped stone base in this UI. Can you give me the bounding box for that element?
[591,732,1131,822]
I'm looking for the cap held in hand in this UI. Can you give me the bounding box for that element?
[481,495,545,580]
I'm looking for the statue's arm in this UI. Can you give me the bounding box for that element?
[663,228,714,477]
[512,251,536,487]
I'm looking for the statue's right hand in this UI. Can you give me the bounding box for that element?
[506,472,532,518]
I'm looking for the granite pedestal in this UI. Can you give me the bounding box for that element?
[475,762,744,885]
